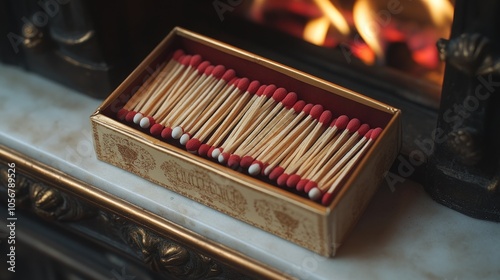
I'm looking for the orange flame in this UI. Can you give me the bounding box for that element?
[311,0,351,36]
[353,0,384,64]
[303,16,330,46]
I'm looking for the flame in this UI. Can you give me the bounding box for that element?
[353,0,384,64]
[303,16,330,46]
[421,0,454,29]
[312,0,351,36]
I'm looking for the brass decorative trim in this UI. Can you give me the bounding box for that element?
[0,145,292,280]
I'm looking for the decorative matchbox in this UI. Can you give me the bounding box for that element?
[90,27,401,257]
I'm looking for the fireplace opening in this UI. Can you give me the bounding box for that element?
[236,0,454,98]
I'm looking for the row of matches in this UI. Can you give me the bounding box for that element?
[117,49,383,206]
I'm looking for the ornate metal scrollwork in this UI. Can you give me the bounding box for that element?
[110,215,228,280]
[438,33,500,77]
[29,182,99,221]
[0,167,98,221]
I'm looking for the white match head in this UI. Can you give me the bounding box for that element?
[248,161,262,176]
[218,152,229,164]
[139,117,154,128]
[308,187,323,201]
[171,126,184,139]
[180,133,190,145]
[133,112,143,124]
[211,148,222,159]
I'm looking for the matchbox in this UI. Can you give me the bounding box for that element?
[90,27,401,256]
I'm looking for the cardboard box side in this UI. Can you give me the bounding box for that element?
[91,114,330,255]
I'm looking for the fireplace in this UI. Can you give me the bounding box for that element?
[1,0,498,221]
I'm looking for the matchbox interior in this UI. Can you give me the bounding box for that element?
[99,27,398,206]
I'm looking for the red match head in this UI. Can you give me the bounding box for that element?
[277,173,289,187]
[286,174,301,188]
[263,84,277,98]
[180,55,191,66]
[271,87,287,102]
[211,65,226,79]
[333,115,349,129]
[371,127,383,140]
[204,65,214,76]
[161,127,173,139]
[172,49,185,61]
[281,92,298,109]
[117,108,128,121]
[364,129,373,139]
[240,155,254,168]
[228,154,241,169]
[247,80,260,94]
[319,110,332,125]
[219,152,230,163]
[357,124,370,136]
[150,123,164,136]
[221,69,236,82]
[189,54,203,67]
[255,85,267,97]
[309,104,324,120]
[268,166,284,181]
[321,193,334,206]
[292,100,306,113]
[304,180,318,193]
[198,144,211,157]
[125,111,136,123]
[186,138,202,152]
[302,103,313,115]
[346,118,361,133]
[236,78,250,91]
[296,178,309,192]
[196,61,211,74]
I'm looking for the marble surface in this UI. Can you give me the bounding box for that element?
[1,63,499,280]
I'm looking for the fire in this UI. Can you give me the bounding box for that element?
[303,16,331,46]
[353,0,384,64]
[311,0,350,36]
[421,0,454,29]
